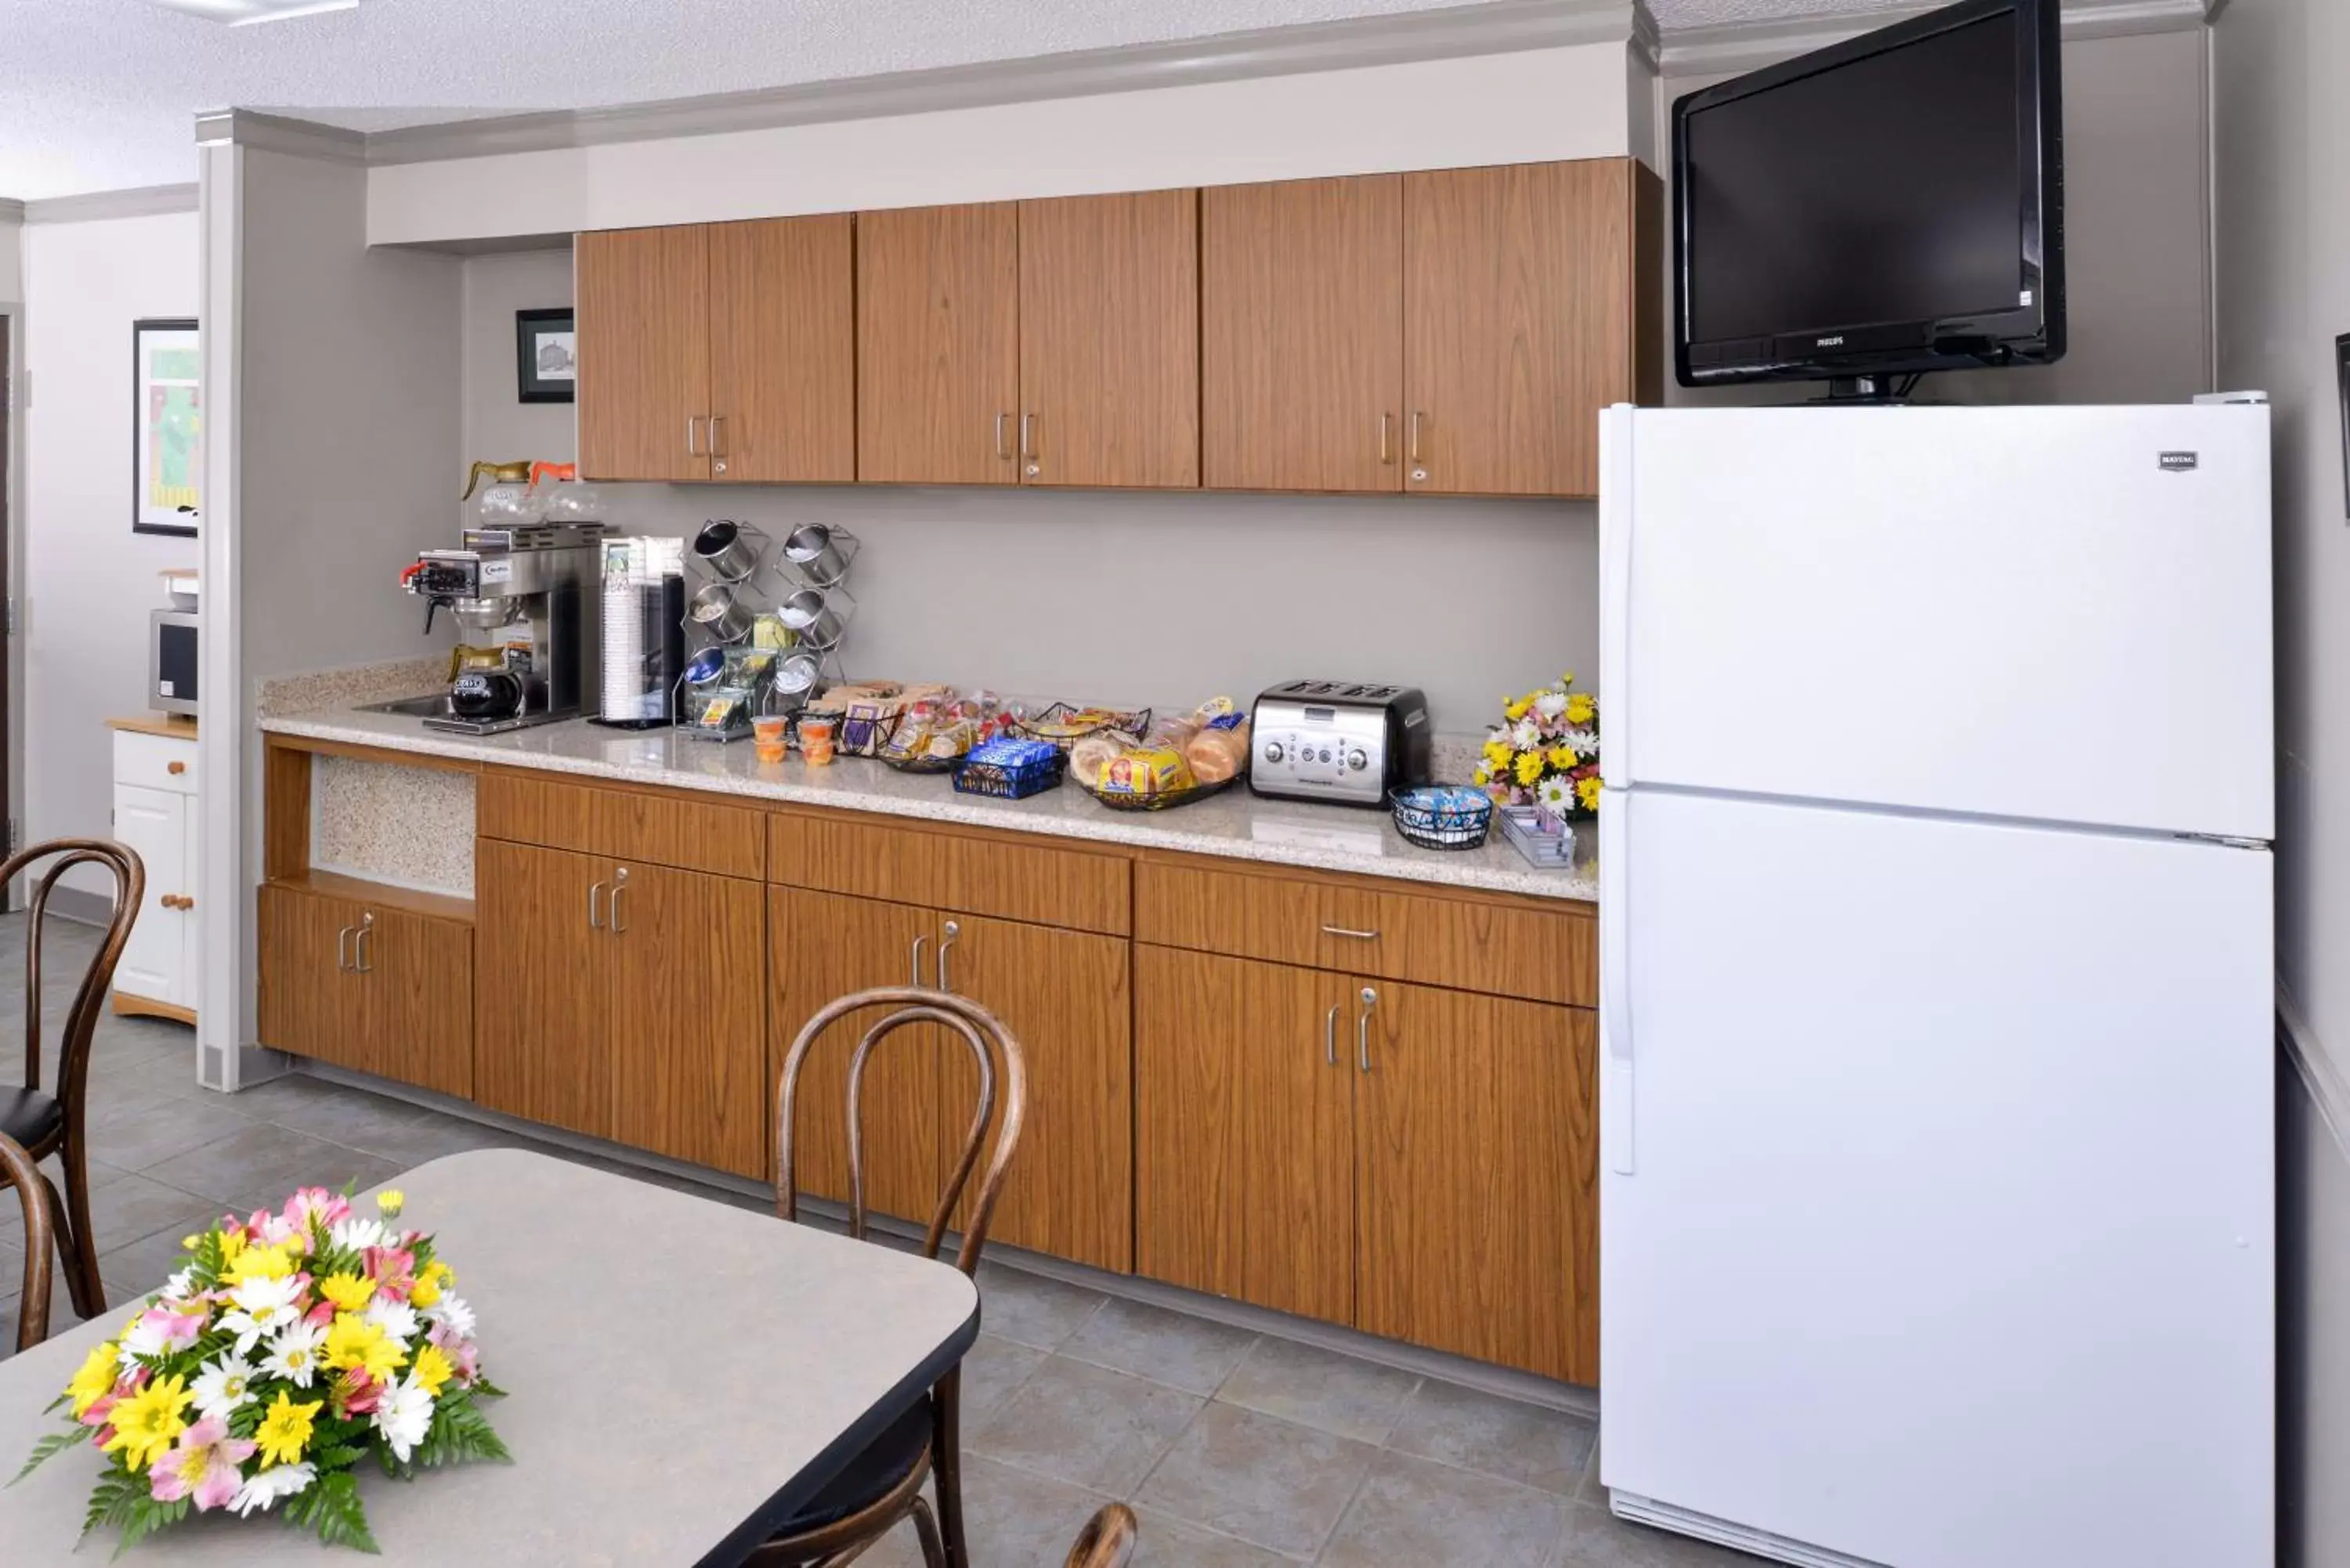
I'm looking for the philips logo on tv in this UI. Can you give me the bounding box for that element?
[1815,335,1846,349]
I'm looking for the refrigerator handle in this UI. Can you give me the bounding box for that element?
[1598,406,1634,789]
[1600,795,1634,1176]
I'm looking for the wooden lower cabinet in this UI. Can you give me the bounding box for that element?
[1354,980,1597,1386]
[1135,946,1355,1324]
[475,840,613,1141]
[258,883,473,1099]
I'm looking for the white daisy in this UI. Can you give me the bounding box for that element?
[1537,775,1573,814]
[161,1266,201,1302]
[363,1299,421,1344]
[261,1318,328,1389]
[329,1217,391,1252]
[373,1375,434,1463]
[1560,728,1599,757]
[190,1353,260,1422]
[219,1275,306,1355]
[1510,717,1541,750]
[230,1462,316,1517]
[423,1294,475,1339]
[1534,691,1569,721]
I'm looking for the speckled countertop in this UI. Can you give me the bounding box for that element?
[260,703,1597,905]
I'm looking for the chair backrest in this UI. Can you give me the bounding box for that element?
[1,1131,53,1353]
[1064,1503,1138,1568]
[7,839,143,1112]
[776,985,1027,1274]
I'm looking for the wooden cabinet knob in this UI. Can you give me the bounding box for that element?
[161,894,194,910]
[167,761,187,775]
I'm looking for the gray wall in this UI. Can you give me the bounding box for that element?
[456,249,1596,735]
[2212,0,2350,1562]
[1661,24,2214,407]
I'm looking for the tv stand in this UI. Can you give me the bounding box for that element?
[1813,374,1926,405]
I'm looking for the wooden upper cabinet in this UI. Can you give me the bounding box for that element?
[1404,159,1643,499]
[857,203,1021,486]
[707,215,856,485]
[1018,190,1200,489]
[1202,175,1403,493]
[577,226,711,483]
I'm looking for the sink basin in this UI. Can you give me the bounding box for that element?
[358,692,452,719]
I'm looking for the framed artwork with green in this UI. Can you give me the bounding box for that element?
[134,317,201,537]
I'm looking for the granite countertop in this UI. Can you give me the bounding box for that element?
[262,703,1597,904]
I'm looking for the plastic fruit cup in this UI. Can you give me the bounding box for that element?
[800,717,837,766]
[752,714,789,763]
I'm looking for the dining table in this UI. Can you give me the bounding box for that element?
[0,1147,981,1566]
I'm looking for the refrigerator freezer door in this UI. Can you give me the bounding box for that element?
[1600,404,2272,840]
[1599,788,2273,1568]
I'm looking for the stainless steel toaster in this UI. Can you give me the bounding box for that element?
[1249,681,1432,808]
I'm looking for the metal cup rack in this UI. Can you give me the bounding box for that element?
[674,520,863,743]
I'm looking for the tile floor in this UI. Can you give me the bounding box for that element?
[0,913,1759,1566]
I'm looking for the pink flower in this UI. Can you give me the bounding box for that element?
[429,1323,480,1385]
[241,1208,298,1247]
[364,1247,416,1299]
[80,1392,119,1430]
[282,1187,350,1230]
[149,1417,256,1512]
[121,1306,205,1358]
[334,1369,381,1418]
[302,1299,337,1331]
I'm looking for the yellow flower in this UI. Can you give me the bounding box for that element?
[410,1259,453,1309]
[67,1342,121,1419]
[1513,750,1545,788]
[1577,775,1603,809]
[324,1314,407,1383]
[222,1241,295,1287]
[1481,740,1513,769]
[1547,745,1577,771]
[102,1374,193,1473]
[1471,764,1491,787]
[255,1390,323,1471]
[376,1189,405,1219]
[317,1273,376,1314]
[410,1342,455,1397]
[1503,698,1531,722]
[1560,671,1576,686]
[1565,693,1597,726]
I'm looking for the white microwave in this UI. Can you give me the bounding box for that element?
[150,609,198,716]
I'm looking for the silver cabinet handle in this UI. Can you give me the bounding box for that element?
[1379,412,1394,465]
[1321,924,1380,941]
[938,920,960,992]
[588,880,606,929]
[911,934,929,988]
[335,926,354,973]
[1408,410,1425,464]
[609,866,630,934]
[1356,986,1377,1072]
[995,412,1011,459]
[686,416,701,456]
[1325,1003,1341,1067]
[354,912,376,975]
[709,414,725,457]
[1020,412,1036,459]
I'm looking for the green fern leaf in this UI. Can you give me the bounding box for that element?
[12,1428,83,1486]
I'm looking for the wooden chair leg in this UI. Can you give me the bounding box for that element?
[38,1171,100,1320]
[932,1372,969,1568]
[906,1496,945,1568]
[60,1140,104,1314]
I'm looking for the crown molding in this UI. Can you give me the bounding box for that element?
[1661,0,2213,78]
[193,107,366,162]
[352,0,1643,166]
[21,182,198,224]
[0,198,24,224]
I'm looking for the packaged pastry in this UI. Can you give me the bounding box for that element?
[1068,732,1134,789]
[1097,744,1195,799]
[1186,711,1252,785]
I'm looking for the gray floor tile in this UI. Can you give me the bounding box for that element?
[1128,1507,1304,1566]
[1322,1448,1566,1568]
[140,1123,401,1211]
[1215,1335,1420,1446]
[1554,1500,1776,1566]
[1386,1378,1599,1498]
[1062,1296,1260,1396]
[955,1453,1119,1565]
[967,1354,1203,1494]
[78,1093,257,1173]
[976,1260,1108,1350]
[226,1077,520,1169]
[80,1172,223,1259]
[97,1225,205,1307]
[1135,1400,1376,1560]
[959,1332,1049,1424]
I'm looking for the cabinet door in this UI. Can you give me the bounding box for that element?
[1352,978,1597,1383]
[112,784,185,1005]
[355,909,474,1100]
[1202,175,1402,493]
[177,786,201,1011]
[857,203,1020,486]
[605,862,768,1179]
[936,913,1131,1272]
[1134,946,1354,1322]
[1404,160,1634,498]
[475,839,612,1140]
[708,215,855,484]
[258,885,369,1075]
[769,886,945,1223]
[577,225,711,482]
[1018,190,1199,489]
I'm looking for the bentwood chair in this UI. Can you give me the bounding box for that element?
[0,840,144,1322]
[2,1131,55,1352]
[754,986,1029,1568]
[1063,1505,1138,1568]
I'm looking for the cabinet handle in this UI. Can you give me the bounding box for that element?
[335,926,353,973]
[163,894,194,910]
[1379,413,1394,465]
[1356,986,1377,1073]
[685,416,701,457]
[609,867,629,934]
[1321,924,1379,941]
[995,412,1012,460]
[709,414,725,458]
[166,761,187,776]
[1325,1003,1341,1067]
[588,880,606,929]
[354,912,375,974]
[911,934,929,988]
[1408,410,1425,464]
[1020,412,1036,460]
[938,920,960,992]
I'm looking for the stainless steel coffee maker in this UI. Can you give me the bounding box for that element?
[400,522,606,734]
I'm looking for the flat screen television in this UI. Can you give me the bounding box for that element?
[1672,0,2064,392]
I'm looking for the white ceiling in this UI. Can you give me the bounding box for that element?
[0,0,1912,201]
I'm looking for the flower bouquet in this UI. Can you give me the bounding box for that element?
[13,1186,507,1554]
[1473,674,1602,822]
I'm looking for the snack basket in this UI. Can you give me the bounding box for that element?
[953,738,1066,800]
[1390,786,1494,851]
[1006,702,1152,753]
[1075,774,1244,813]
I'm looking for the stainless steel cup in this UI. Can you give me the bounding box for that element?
[773,650,823,703]
[689,581,754,642]
[783,524,852,587]
[692,520,761,583]
[778,586,852,649]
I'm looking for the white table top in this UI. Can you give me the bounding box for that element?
[0,1149,979,1566]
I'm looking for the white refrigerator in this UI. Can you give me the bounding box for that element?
[1596,404,2275,1568]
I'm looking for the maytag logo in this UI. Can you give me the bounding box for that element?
[1816,335,1846,349]
[2159,451,2200,472]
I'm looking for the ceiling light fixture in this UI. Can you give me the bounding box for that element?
[145,0,358,26]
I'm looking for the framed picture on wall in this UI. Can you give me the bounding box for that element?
[133,318,201,537]
[517,308,576,404]
[2337,334,2350,518]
